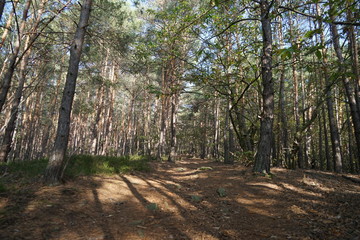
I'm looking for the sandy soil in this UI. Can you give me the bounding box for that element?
[1,158,360,240]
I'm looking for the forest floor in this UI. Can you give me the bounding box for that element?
[1,158,360,240]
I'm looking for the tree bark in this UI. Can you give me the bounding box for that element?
[253,0,274,174]
[316,4,342,173]
[330,19,360,170]
[0,0,46,163]
[0,1,17,50]
[44,0,92,184]
[0,39,31,162]
[0,0,32,113]
[0,0,5,22]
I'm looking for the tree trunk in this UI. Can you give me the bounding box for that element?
[224,99,233,164]
[0,1,18,50]
[157,67,168,159]
[316,4,342,173]
[0,0,32,113]
[44,0,92,184]
[330,20,360,170]
[253,0,274,174]
[318,110,324,170]
[322,107,331,171]
[0,40,31,162]
[213,96,220,158]
[168,57,179,162]
[0,0,5,22]
[0,0,46,162]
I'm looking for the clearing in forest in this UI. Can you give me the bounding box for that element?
[1,158,360,240]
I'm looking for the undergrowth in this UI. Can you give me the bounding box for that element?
[0,155,152,183]
[65,154,152,176]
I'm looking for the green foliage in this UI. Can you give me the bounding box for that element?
[303,29,322,39]
[0,181,6,193]
[2,155,151,180]
[65,155,152,176]
[191,195,202,202]
[217,187,227,197]
[6,159,49,178]
[146,202,158,211]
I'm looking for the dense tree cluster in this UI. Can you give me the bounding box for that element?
[0,0,359,183]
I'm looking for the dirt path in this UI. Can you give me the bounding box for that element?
[1,158,360,240]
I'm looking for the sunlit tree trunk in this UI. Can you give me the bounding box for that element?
[168,57,180,162]
[168,90,178,162]
[0,39,31,162]
[0,1,18,50]
[44,0,92,184]
[0,0,47,162]
[213,96,220,158]
[0,0,32,113]
[91,85,105,154]
[157,67,168,159]
[41,56,65,156]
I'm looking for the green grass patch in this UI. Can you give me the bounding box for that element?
[1,155,152,180]
[65,154,152,176]
[4,158,48,178]
[0,181,6,193]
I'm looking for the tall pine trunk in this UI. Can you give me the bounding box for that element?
[253,0,274,174]
[316,4,342,173]
[330,20,360,170]
[44,0,92,184]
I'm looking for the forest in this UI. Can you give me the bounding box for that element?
[0,0,360,239]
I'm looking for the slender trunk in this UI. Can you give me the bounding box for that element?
[0,0,46,162]
[0,0,32,113]
[168,57,179,162]
[0,0,5,22]
[168,93,178,162]
[318,110,324,170]
[41,56,65,156]
[345,4,360,170]
[213,96,220,158]
[0,39,31,162]
[253,0,274,174]
[224,99,233,164]
[316,4,342,173]
[44,0,92,184]
[345,104,354,172]
[322,107,331,171]
[330,20,360,169]
[0,1,18,50]
[292,51,304,168]
[277,15,289,167]
[345,4,360,116]
[157,67,167,159]
[91,85,104,154]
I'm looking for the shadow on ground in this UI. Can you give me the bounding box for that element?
[1,158,360,239]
